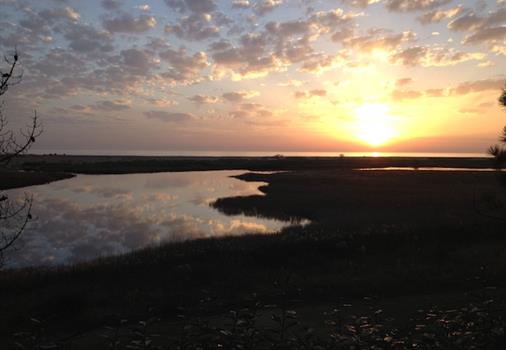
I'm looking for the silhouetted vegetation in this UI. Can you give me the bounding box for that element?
[9,153,496,176]
[1,221,505,349]
[0,51,41,266]
[1,168,506,348]
[488,84,506,168]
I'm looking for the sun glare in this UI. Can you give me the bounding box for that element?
[354,103,397,147]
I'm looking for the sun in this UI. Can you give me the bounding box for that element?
[353,103,397,147]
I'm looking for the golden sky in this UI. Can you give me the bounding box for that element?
[1,0,505,153]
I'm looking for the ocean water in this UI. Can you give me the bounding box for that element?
[29,149,490,158]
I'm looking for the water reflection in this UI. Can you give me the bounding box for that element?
[5,171,289,268]
[358,167,504,172]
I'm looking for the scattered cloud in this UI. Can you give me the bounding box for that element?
[385,0,452,12]
[164,0,217,14]
[189,94,219,104]
[0,0,503,152]
[232,0,251,9]
[144,111,194,122]
[164,13,220,41]
[103,14,157,33]
[101,0,121,10]
[391,46,486,67]
[159,48,209,84]
[254,0,283,15]
[294,89,327,99]
[418,6,462,24]
[222,91,260,102]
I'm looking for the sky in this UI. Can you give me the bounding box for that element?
[0,0,505,154]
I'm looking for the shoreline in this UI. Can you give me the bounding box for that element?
[1,155,505,347]
[1,154,499,191]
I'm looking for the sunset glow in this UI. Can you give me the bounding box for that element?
[354,104,397,147]
[0,0,504,154]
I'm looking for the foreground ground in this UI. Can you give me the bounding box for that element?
[0,156,505,348]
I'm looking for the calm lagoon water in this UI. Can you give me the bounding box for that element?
[358,167,503,172]
[5,171,292,268]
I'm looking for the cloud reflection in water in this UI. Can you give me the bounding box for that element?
[5,171,288,267]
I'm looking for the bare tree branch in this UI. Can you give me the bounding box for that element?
[0,193,32,261]
[0,50,37,267]
[0,110,42,165]
[0,50,21,97]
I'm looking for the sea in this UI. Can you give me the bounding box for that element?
[28,149,490,158]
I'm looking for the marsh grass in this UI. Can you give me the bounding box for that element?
[2,163,506,348]
[1,221,506,349]
[9,290,505,349]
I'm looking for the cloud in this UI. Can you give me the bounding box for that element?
[164,13,220,41]
[63,99,132,115]
[390,46,485,67]
[222,91,259,102]
[447,7,506,53]
[159,48,209,84]
[417,6,462,24]
[294,89,327,99]
[339,0,381,7]
[93,99,132,112]
[228,102,273,118]
[448,8,506,32]
[450,78,505,96]
[2,0,504,154]
[210,8,361,79]
[63,23,114,53]
[390,78,505,101]
[164,0,216,14]
[121,48,155,73]
[232,0,251,9]
[9,4,82,47]
[211,36,285,79]
[101,0,121,10]
[343,29,416,53]
[30,48,86,77]
[391,89,423,101]
[137,4,151,12]
[385,0,452,12]
[144,111,194,122]
[103,14,157,33]
[299,53,345,74]
[464,26,506,45]
[396,78,413,87]
[254,0,283,15]
[40,6,81,22]
[448,13,484,32]
[146,98,178,107]
[189,94,219,104]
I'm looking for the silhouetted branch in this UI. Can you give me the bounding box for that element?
[488,83,506,168]
[479,82,506,222]
[499,84,506,109]
[0,193,33,266]
[0,49,21,97]
[488,145,506,164]
[0,110,42,165]
[499,126,506,144]
[0,51,36,267]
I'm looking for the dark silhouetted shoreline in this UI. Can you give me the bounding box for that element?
[1,155,505,348]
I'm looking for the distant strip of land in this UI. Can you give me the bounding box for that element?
[1,153,498,190]
[1,154,505,348]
